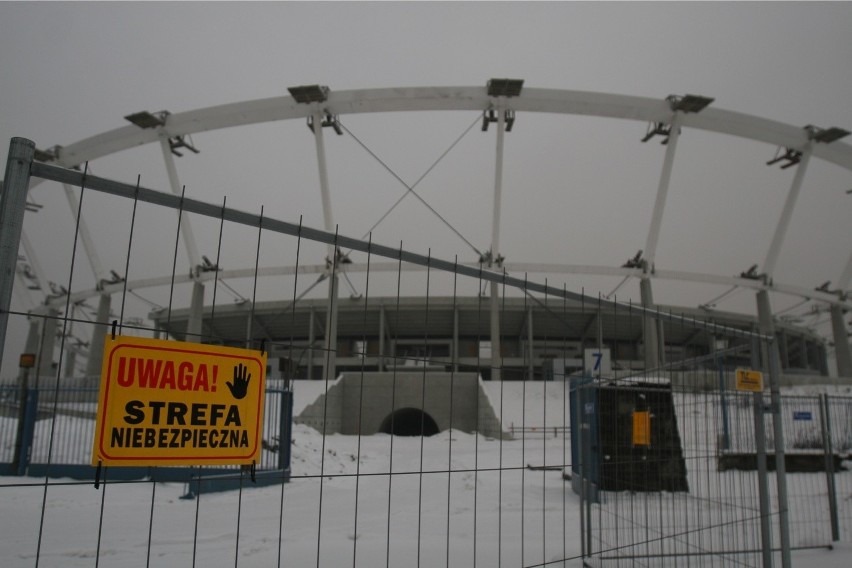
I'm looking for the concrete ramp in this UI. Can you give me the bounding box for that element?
[295,372,509,439]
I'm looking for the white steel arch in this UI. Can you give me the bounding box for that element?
[17,84,852,376]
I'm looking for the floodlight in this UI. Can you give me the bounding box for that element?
[667,94,714,114]
[740,265,761,280]
[622,250,644,269]
[307,112,343,135]
[168,134,200,157]
[641,122,672,144]
[124,111,167,129]
[487,78,524,98]
[481,109,516,132]
[33,147,57,162]
[766,146,802,169]
[809,126,850,144]
[288,85,330,104]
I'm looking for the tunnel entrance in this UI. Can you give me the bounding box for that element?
[379,408,440,437]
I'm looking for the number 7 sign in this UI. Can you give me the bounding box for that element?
[584,348,612,377]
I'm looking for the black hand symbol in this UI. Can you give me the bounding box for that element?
[227,364,251,400]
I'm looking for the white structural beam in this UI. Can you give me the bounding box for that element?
[838,250,852,292]
[307,105,340,382]
[62,183,107,283]
[489,100,507,381]
[832,250,852,377]
[160,138,202,269]
[644,112,683,270]
[763,141,814,281]
[44,261,852,313]
[50,87,852,172]
[20,229,51,299]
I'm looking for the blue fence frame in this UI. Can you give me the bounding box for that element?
[0,383,293,493]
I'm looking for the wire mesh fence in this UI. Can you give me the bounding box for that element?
[0,144,850,567]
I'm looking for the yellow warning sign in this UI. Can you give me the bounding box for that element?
[632,410,651,446]
[92,335,267,466]
[736,368,764,392]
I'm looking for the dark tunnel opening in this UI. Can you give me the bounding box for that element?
[379,408,440,437]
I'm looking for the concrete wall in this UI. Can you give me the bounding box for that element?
[295,372,510,439]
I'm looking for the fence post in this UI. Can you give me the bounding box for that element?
[819,393,840,542]
[278,388,294,471]
[0,138,35,373]
[753,391,774,567]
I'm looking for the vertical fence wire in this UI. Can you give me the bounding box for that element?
[35,163,88,568]
[352,233,372,568]
[8,161,852,568]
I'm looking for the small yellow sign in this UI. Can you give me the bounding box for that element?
[92,335,266,466]
[736,368,764,392]
[632,410,651,447]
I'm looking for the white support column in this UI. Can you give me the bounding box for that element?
[186,280,205,341]
[527,306,534,381]
[37,309,59,385]
[160,138,204,343]
[643,112,683,270]
[763,141,814,281]
[62,183,107,284]
[489,101,507,381]
[834,251,852,376]
[20,231,50,300]
[310,108,340,383]
[379,304,386,372]
[640,277,660,370]
[85,293,111,379]
[831,305,852,377]
[639,113,683,372]
[160,138,201,268]
[756,290,793,568]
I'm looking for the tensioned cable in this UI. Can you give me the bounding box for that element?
[128,290,164,310]
[217,277,248,303]
[338,116,484,257]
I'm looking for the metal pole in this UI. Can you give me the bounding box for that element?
[85,293,111,379]
[527,306,534,381]
[12,367,30,473]
[0,138,35,372]
[640,277,660,370]
[160,138,201,267]
[763,143,813,280]
[753,391,774,567]
[829,304,851,377]
[489,102,506,381]
[718,355,730,450]
[757,289,792,568]
[818,393,840,541]
[643,112,683,270]
[62,182,107,283]
[310,109,339,384]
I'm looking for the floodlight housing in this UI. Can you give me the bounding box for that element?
[288,85,330,104]
[124,111,167,129]
[809,126,850,144]
[487,78,524,98]
[33,147,56,162]
[667,94,714,114]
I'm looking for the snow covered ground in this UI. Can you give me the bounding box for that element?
[1,380,851,567]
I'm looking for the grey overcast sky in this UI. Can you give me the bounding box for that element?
[1,1,851,377]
